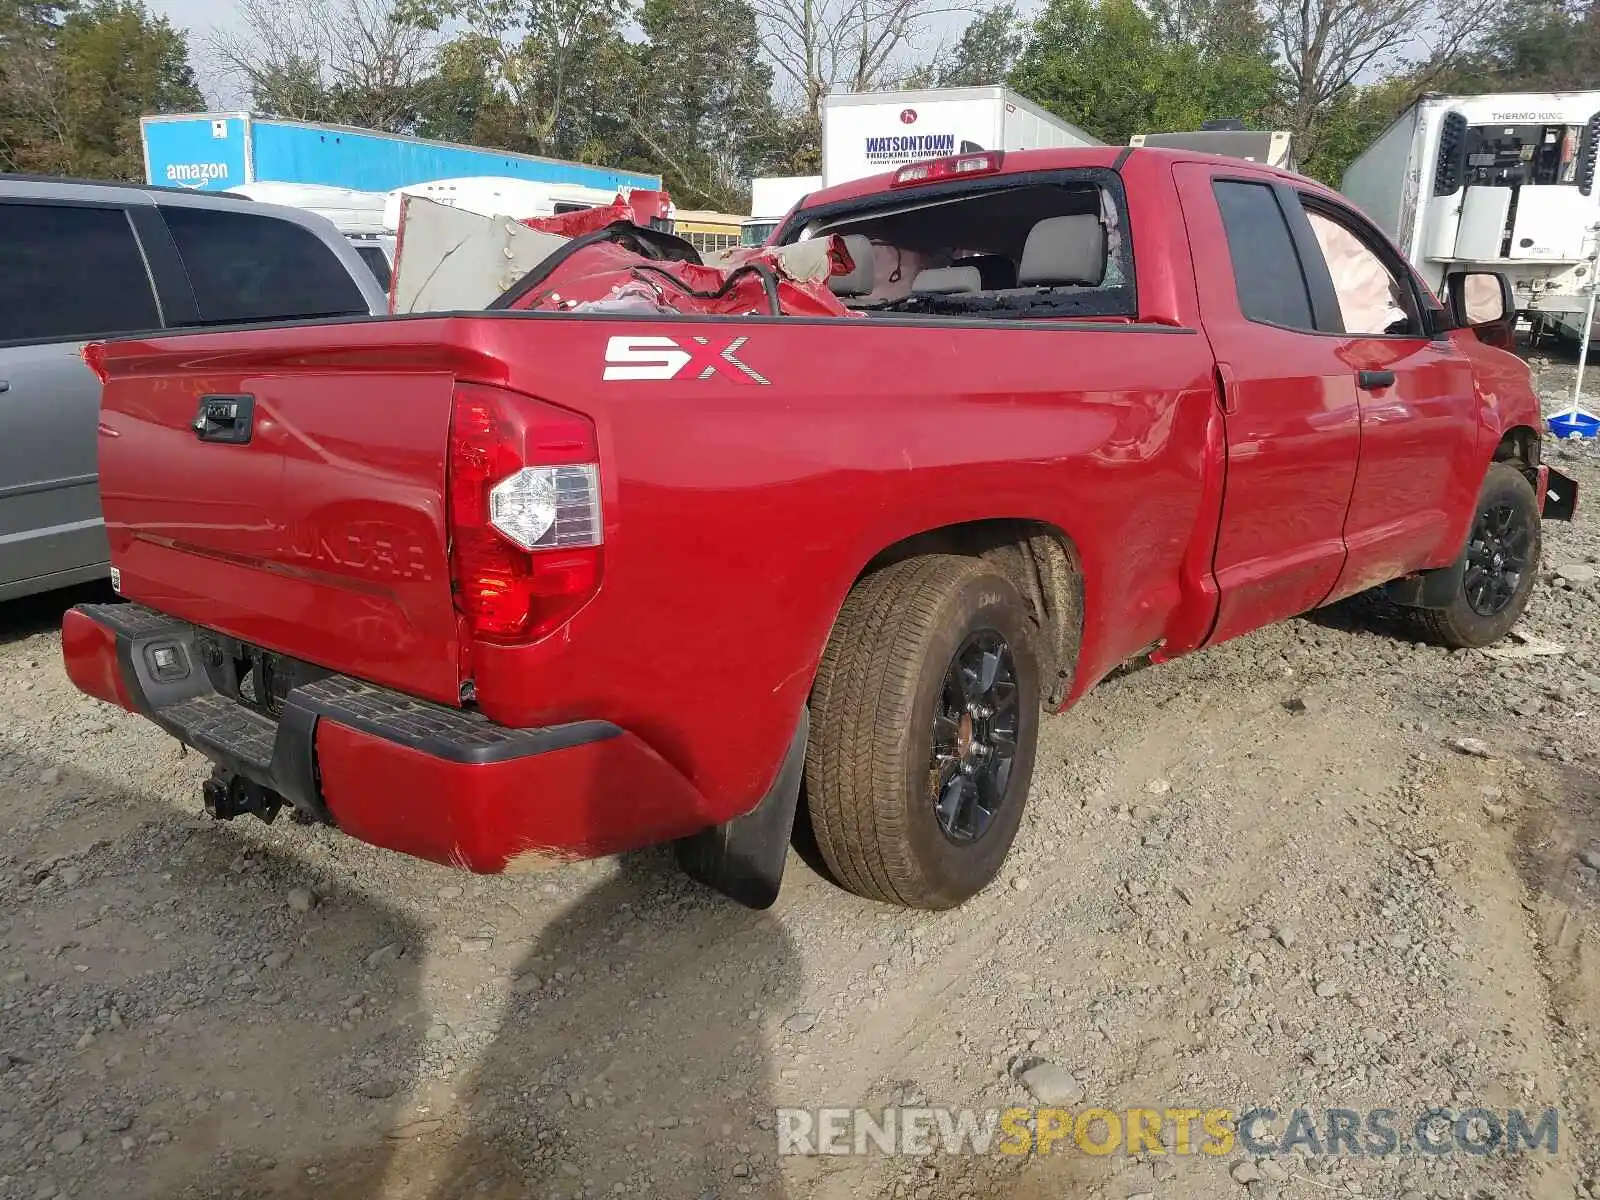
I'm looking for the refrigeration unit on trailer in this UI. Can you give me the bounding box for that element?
[820,87,1100,187]
[1341,91,1600,338]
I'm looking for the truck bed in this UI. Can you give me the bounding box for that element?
[89,308,1221,816]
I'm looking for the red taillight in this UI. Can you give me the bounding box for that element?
[448,384,603,642]
[891,152,1005,187]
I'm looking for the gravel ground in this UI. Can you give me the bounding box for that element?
[3,355,1600,1200]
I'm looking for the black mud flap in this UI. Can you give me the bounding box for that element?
[1384,557,1464,610]
[676,708,808,910]
[1544,467,1579,522]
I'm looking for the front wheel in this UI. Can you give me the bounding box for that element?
[806,555,1042,909]
[1407,462,1542,648]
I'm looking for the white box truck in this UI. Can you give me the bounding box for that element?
[742,175,822,246]
[821,86,1101,188]
[1341,91,1600,339]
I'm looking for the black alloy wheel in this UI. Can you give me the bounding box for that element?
[930,631,1020,844]
[1464,500,1533,617]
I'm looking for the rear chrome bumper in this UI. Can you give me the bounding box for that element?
[62,603,711,872]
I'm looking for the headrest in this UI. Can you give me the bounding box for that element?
[911,265,982,295]
[1018,215,1106,287]
[829,234,875,296]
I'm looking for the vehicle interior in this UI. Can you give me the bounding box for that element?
[793,179,1137,319]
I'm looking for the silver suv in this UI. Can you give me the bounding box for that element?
[0,176,388,602]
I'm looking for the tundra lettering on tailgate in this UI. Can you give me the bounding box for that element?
[603,335,769,385]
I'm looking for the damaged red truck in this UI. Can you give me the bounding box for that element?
[64,147,1577,911]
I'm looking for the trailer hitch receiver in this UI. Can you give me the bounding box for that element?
[203,768,285,825]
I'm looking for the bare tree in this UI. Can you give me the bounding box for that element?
[1264,0,1502,156]
[211,0,437,132]
[749,0,977,116]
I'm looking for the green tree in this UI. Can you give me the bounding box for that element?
[1297,74,1424,185]
[0,0,201,178]
[611,0,778,209]
[0,0,69,171]
[1260,0,1495,165]
[415,33,527,147]
[923,5,1027,87]
[1451,0,1600,90]
[214,0,437,133]
[407,0,630,158]
[1009,0,1276,146]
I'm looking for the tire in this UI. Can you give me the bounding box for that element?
[806,555,1042,909]
[1408,462,1541,648]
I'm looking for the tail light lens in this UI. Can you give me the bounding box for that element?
[448,383,603,642]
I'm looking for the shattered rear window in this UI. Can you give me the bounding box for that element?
[781,169,1137,321]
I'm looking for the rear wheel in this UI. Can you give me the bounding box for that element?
[1406,462,1541,648]
[806,555,1041,909]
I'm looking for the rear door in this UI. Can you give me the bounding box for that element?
[0,199,163,596]
[1175,166,1363,645]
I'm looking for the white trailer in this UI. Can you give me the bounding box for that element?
[1130,129,1296,171]
[224,181,388,235]
[1341,91,1600,338]
[820,86,1100,188]
[742,175,822,246]
[379,176,641,233]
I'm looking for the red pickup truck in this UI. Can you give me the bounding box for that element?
[63,147,1576,911]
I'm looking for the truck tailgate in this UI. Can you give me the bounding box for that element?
[92,321,482,706]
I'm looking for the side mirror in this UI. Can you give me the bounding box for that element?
[1443,269,1516,349]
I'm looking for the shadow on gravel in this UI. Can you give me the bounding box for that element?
[1510,760,1600,917]
[0,582,116,647]
[416,853,801,1200]
[0,750,427,1200]
[1509,761,1600,1155]
[1300,590,1422,644]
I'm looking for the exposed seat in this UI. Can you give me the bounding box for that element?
[1017,215,1106,287]
[953,253,1017,289]
[829,234,875,296]
[911,265,982,294]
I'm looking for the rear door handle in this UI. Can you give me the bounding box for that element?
[0,380,10,393]
[1357,369,1396,390]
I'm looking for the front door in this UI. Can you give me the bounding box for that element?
[1287,195,1482,598]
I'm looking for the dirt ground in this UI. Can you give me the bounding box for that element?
[4,356,1600,1200]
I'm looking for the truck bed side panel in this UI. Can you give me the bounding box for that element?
[94,310,1221,826]
[455,312,1221,815]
